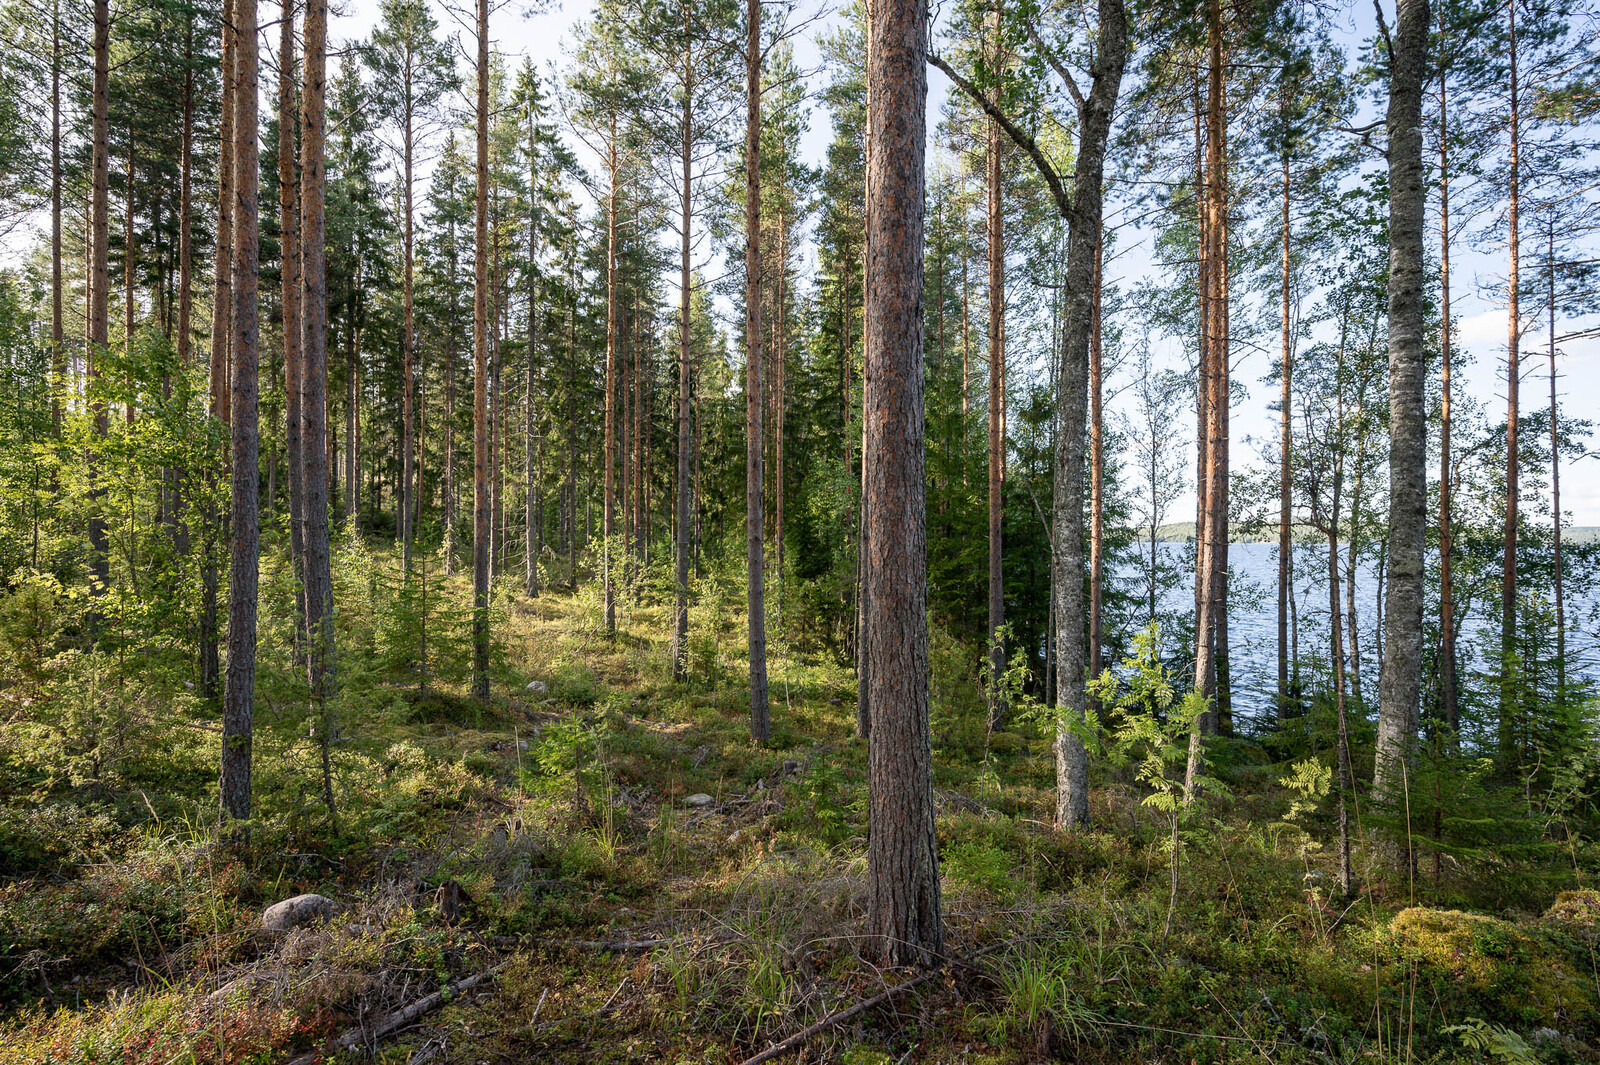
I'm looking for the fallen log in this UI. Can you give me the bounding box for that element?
[283,960,510,1065]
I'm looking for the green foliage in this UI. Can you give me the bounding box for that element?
[1441,1018,1541,1064]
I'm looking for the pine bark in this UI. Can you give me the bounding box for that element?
[300,0,336,827]
[401,61,417,577]
[1186,0,1228,798]
[1277,140,1292,721]
[1500,0,1521,761]
[87,0,111,610]
[986,85,1006,734]
[471,0,491,704]
[604,118,618,633]
[864,0,941,968]
[745,0,770,743]
[1437,8,1457,733]
[673,26,693,682]
[202,0,236,699]
[221,0,262,825]
[279,0,306,655]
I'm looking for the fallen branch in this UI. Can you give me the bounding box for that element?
[283,960,510,1065]
[734,968,946,1065]
[735,938,1017,1065]
[483,934,672,953]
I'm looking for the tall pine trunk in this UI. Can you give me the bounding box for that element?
[300,0,337,826]
[864,0,941,967]
[221,0,261,825]
[279,1,306,659]
[1437,10,1457,734]
[745,0,770,742]
[986,84,1006,733]
[673,26,693,682]
[87,0,111,617]
[202,0,236,699]
[471,0,491,704]
[1500,0,1521,764]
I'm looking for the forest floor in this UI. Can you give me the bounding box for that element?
[4,554,1600,1064]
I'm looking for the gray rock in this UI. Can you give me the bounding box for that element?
[261,893,340,932]
[526,680,548,694]
[684,793,714,808]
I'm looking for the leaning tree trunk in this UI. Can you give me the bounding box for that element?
[745,0,770,743]
[864,0,941,969]
[221,0,261,825]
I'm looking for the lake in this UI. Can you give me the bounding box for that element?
[1112,541,1600,729]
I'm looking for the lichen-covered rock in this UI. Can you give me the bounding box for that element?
[1544,889,1600,929]
[1387,906,1598,1027]
[684,793,713,808]
[261,893,339,932]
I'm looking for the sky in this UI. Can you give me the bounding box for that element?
[9,0,1596,524]
[372,0,1598,525]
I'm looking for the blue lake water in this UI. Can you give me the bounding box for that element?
[1110,541,1600,730]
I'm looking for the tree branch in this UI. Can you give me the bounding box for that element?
[926,50,1070,217]
[1021,18,1085,110]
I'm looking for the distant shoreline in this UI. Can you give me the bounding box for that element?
[1131,523,1600,545]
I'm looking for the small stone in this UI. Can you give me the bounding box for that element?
[526,680,548,693]
[261,893,339,932]
[518,740,529,751]
[684,793,714,808]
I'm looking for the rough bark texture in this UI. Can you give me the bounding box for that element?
[1375,0,1429,803]
[745,0,770,743]
[986,87,1005,734]
[1437,33,1457,733]
[401,63,417,577]
[1052,0,1126,830]
[471,0,491,704]
[221,0,261,824]
[673,31,693,683]
[604,124,618,634]
[1500,0,1521,761]
[300,0,336,824]
[202,0,236,700]
[279,2,306,654]
[1185,0,1227,798]
[87,0,111,608]
[1277,144,1292,721]
[864,0,941,968]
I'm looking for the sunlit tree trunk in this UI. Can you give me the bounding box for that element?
[221,0,262,825]
[864,0,941,967]
[471,0,491,703]
[1376,0,1430,800]
[745,0,770,742]
[300,0,337,825]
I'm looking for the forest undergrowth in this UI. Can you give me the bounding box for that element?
[3,545,1599,1065]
